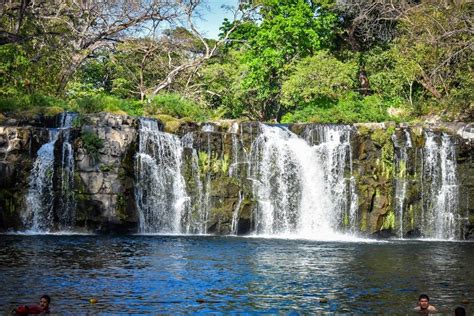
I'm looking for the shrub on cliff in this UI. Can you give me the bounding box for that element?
[146,93,208,121]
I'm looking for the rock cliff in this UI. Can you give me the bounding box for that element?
[0,113,472,238]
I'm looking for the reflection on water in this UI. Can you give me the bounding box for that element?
[0,236,472,314]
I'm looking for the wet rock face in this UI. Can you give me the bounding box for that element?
[74,113,139,233]
[0,113,473,238]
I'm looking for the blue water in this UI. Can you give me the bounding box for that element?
[0,235,472,314]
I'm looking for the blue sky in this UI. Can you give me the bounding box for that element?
[195,0,239,39]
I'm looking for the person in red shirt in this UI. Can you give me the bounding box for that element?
[12,295,50,315]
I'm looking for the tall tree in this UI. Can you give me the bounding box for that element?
[240,0,337,120]
[1,0,182,93]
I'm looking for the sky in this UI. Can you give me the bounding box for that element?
[194,0,239,39]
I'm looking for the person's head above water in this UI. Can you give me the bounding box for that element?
[39,295,50,310]
[418,294,430,309]
[415,294,437,313]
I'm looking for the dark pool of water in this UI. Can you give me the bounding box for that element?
[0,235,473,314]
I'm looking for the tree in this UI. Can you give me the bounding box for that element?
[335,0,419,50]
[281,50,357,108]
[239,0,338,120]
[396,1,473,103]
[148,0,251,97]
[1,0,182,93]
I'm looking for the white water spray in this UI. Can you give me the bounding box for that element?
[135,119,188,234]
[23,129,59,232]
[392,128,412,237]
[58,112,77,230]
[249,124,356,238]
[422,132,459,239]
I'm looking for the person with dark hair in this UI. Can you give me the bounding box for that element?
[12,295,51,315]
[38,295,50,313]
[414,294,438,314]
[454,306,466,316]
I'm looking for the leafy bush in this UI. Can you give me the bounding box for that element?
[146,93,208,121]
[281,51,358,108]
[80,130,104,162]
[281,94,400,123]
[70,94,143,116]
[0,94,67,113]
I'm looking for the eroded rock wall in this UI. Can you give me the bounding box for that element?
[0,113,472,238]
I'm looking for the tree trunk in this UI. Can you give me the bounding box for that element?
[419,77,442,99]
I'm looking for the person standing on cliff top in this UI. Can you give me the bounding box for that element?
[414,294,438,314]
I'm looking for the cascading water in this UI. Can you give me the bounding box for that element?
[22,112,78,233]
[23,129,59,232]
[231,191,243,235]
[58,112,77,230]
[200,124,215,234]
[228,122,248,178]
[421,132,459,239]
[135,119,188,234]
[392,128,412,238]
[249,124,356,238]
[302,125,356,235]
[228,123,248,235]
[181,132,206,234]
[347,136,359,234]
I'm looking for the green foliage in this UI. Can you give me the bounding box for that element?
[147,93,208,121]
[371,127,395,178]
[239,0,338,120]
[0,43,62,97]
[199,51,247,118]
[381,210,395,231]
[70,94,143,116]
[281,51,357,107]
[80,130,104,162]
[198,151,210,174]
[0,94,67,114]
[281,94,393,123]
[0,1,471,122]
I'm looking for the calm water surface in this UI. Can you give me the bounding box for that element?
[0,235,473,314]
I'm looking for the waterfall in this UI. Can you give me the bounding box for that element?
[200,124,215,234]
[135,119,188,234]
[421,132,459,239]
[58,112,77,230]
[231,191,243,235]
[392,128,412,237]
[22,112,77,232]
[249,124,355,238]
[181,132,206,234]
[23,129,59,232]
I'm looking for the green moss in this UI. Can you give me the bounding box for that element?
[372,128,395,179]
[221,154,230,174]
[72,114,90,128]
[116,194,128,221]
[381,210,395,230]
[99,164,113,172]
[343,212,349,227]
[398,159,407,178]
[408,205,415,229]
[356,125,371,137]
[154,114,183,133]
[360,210,367,232]
[80,130,104,162]
[371,127,395,145]
[198,151,209,174]
[210,153,230,174]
